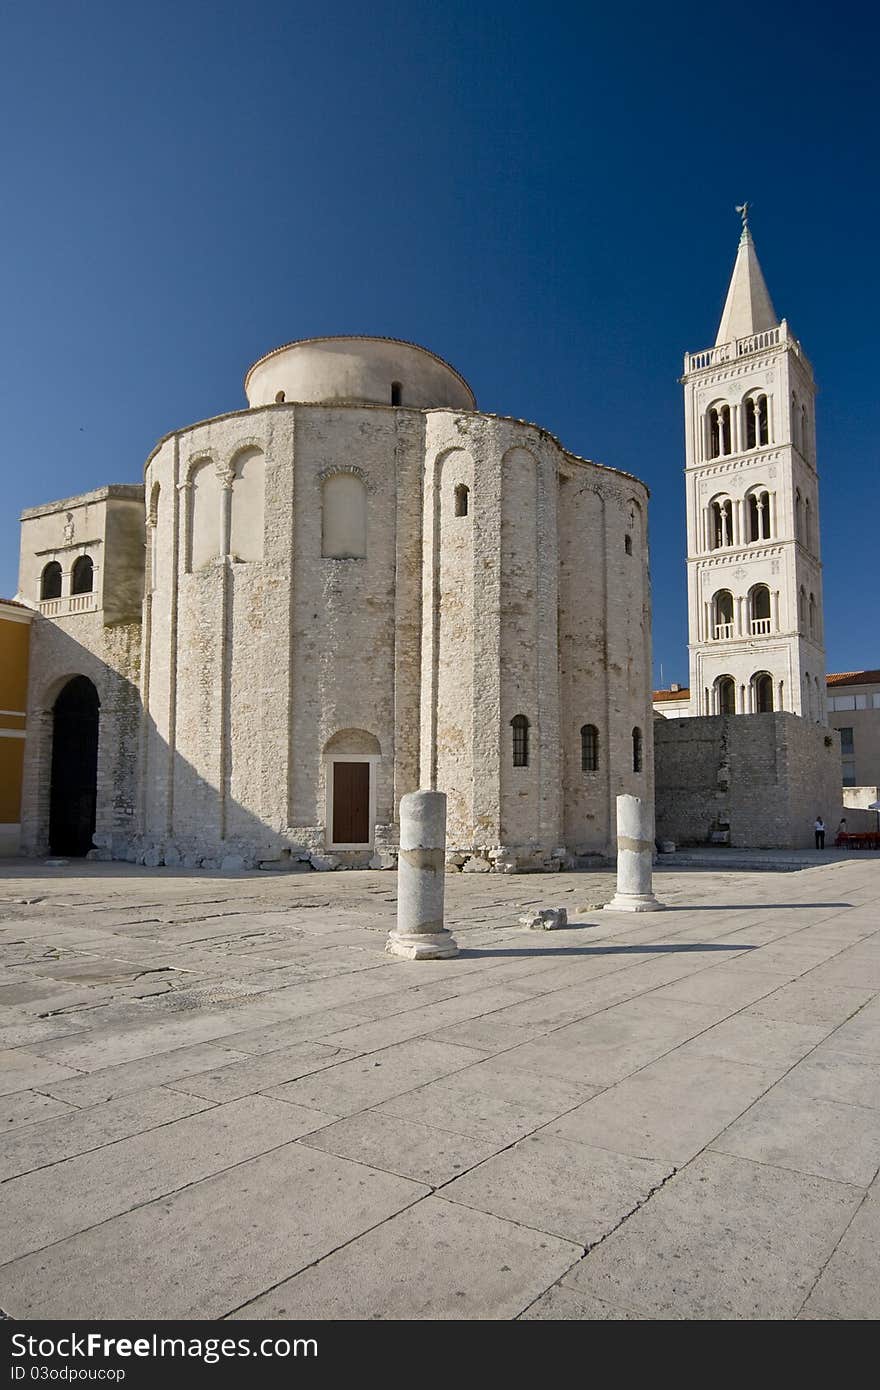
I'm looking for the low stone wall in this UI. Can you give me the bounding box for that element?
[654,712,847,849]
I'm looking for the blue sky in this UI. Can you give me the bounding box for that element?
[1,0,877,681]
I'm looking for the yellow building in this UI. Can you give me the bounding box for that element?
[0,599,33,855]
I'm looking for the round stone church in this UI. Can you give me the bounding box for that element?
[18,336,653,871]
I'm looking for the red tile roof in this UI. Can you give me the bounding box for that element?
[653,687,691,701]
[826,670,880,688]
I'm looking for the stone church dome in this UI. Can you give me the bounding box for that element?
[244,335,476,411]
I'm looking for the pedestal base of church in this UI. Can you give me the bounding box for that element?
[603,892,663,913]
[385,929,459,960]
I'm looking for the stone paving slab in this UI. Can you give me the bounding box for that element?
[230,1195,582,1321]
[0,1094,317,1263]
[300,1110,503,1186]
[711,1089,880,1187]
[440,1132,671,1245]
[800,1193,880,1320]
[0,1089,75,1132]
[0,1086,213,1181]
[559,1151,863,1319]
[263,1037,485,1116]
[0,1142,427,1320]
[519,1286,643,1320]
[37,1040,254,1106]
[543,1051,779,1164]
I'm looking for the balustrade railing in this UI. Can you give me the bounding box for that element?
[686,321,795,373]
[713,622,734,640]
[39,594,97,617]
[750,617,771,635]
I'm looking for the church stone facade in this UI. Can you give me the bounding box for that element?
[18,337,653,871]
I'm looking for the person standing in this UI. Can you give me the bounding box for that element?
[815,816,826,850]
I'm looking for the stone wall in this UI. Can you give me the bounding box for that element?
[654,712,846,849]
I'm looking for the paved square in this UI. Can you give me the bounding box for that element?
[1,854,878,1320]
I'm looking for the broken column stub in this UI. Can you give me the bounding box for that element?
[604,794,663,912]
[386,791,459,960]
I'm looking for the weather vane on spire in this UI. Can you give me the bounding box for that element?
[735,201,751,229]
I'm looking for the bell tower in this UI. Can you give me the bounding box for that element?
[682,208,826,722]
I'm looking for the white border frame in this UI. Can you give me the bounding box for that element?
[325,754,380,850]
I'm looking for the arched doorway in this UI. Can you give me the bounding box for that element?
[49,676,99,856]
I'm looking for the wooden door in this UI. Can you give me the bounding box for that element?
[332,761,370,844]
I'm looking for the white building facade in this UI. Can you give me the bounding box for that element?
[682,220,826,723]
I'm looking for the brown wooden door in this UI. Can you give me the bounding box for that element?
[332,761,370,844]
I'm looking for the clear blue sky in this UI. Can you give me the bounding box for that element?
[2,0,877,681]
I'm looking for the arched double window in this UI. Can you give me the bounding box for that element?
[71,555,94,595]
[632,726,643,773]
[713,589,734,640]
[707,404,731,459]
[511,714,530,768]
[581,724,599,773]
[40,561,62,601]
[749,584,771,635]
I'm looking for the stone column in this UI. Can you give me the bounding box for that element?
[386,791,459,959]
[604,794,663,913]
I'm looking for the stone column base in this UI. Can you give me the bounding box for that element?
[385,929,459,960]
[603,893,664,913]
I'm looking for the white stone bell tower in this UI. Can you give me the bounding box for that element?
[681,209,826,722]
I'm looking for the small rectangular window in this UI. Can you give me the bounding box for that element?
[855,694,867,710]
[834,695,856,712]
[839,727,854,753]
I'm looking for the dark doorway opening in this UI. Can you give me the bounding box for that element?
[49,676,99,856]
[332,761,370,844]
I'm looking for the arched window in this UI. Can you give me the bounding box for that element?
[753,672,774,713]
[809,593,816,638]
[795,490,803,543]
[40,561,62,600]
[801,404,808,455]
[799,586,807,631]
[322,472,367,559]
[632,726,643,773]
[511,714,530,768]
[750,584,771,635]
[189,459,222,571]
[744,396,756,450]
[581,724,599,772]
[230,448,265,563]
[804,496,812,552]
[792,392,799,449]
[454,483,469,517]
[747,488,771,541]
[713,589,734,639]
[274,390,286,404]
[624,533,632,555]
[391,381,402,406]
[716,676,736,715]
[71,555,94,595]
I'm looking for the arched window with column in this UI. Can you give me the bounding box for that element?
[715,675,736,715]
[713,589,734,640]
[795,490,803,543]
[801,404,808,456]
[743,391,770,450]
[709,497,732,549]
[749,584,771,635]
[706,403,731,459]
[747,487,771,541]
[40,561,62,601]
[580,724,599,773]
[798,585,807,631]
[753,671,774,712]
[809,592,816,638]
[804,496,812,553]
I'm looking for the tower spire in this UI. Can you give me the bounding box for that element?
[715,204,778,346]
